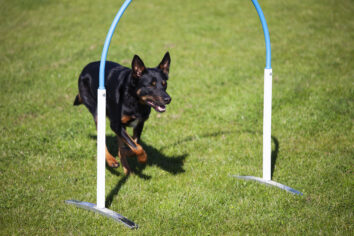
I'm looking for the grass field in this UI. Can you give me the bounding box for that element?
[0,0,353,235]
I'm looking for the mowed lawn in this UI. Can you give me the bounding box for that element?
[0,0,353,235]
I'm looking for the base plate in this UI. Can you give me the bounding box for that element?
[234,176,303,195]
[65,200,138,229]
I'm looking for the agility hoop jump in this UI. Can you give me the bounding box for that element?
[65,0,301,229]
[66,0,138,229]
[234,0,302,195]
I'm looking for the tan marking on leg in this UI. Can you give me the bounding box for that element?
[121,129,147,164]
[105,146,119,168]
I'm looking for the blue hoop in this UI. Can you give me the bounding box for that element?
[251,0,271,69]
[99,0,132,89]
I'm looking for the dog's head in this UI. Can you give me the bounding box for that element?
[131,52,171,113]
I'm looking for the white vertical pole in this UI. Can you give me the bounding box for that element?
[234,0,302,196]
[97,0,132,211]
[97,89,106,209]
[66,1,140,227]
[262,68,272,181]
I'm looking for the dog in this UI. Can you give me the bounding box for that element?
[74,52,171,174]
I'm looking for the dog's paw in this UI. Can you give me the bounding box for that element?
[106,157,120,168]
[123,166,131,175]
[137,151,147,164]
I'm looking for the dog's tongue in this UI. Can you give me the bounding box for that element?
[146,101,166,113]
[156,105,166,113]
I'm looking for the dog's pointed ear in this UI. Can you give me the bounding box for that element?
[132,55,146,78]
[158,52,171,77]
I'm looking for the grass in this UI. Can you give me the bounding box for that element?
[0,0,353,235]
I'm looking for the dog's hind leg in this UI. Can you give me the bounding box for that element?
[99,120,119,168]
[105,146,119,168]
[95,115,119,168]
[78,76,119,168]
[99,121,119,168]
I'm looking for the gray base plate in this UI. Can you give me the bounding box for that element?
[65,200,138,229]
[234,176,303,195]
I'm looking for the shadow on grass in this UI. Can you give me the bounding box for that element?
[90,134,188,177]
[91,131,279,207]
[158,130,236,151]
[101,134,188,177]
[271,136,279,179]
[105,175,129,207]
[90,134,188,207]
[166,131,281,178]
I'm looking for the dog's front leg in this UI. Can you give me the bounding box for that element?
[132,122,144,143]
[110,122,133,174]
[119,122,145,158]
[117,136,131,175]
[120,128,147,164]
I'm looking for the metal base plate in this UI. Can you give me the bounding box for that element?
[65,200,138,229]
[234,176,303,195]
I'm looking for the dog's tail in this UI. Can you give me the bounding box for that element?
[73,94,82,106]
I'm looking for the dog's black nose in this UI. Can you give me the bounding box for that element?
[164,96,171,104]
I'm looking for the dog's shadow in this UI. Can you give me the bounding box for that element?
[105,135,187,177]
[89,134,188,207]
[90,134,187,177]
[90,131,279,207]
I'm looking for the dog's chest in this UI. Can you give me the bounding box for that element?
[127,118,140,128]
[121,115,141,128]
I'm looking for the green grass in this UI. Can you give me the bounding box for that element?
[0,0,353,234]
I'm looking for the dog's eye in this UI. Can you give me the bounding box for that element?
[162,81,166,86]
[151,81,156,87]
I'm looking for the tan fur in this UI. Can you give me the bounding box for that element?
[105,146,119,168]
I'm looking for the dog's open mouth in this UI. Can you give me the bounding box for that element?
[146,101,166,113]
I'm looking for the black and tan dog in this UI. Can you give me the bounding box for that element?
[74,52,171,174]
